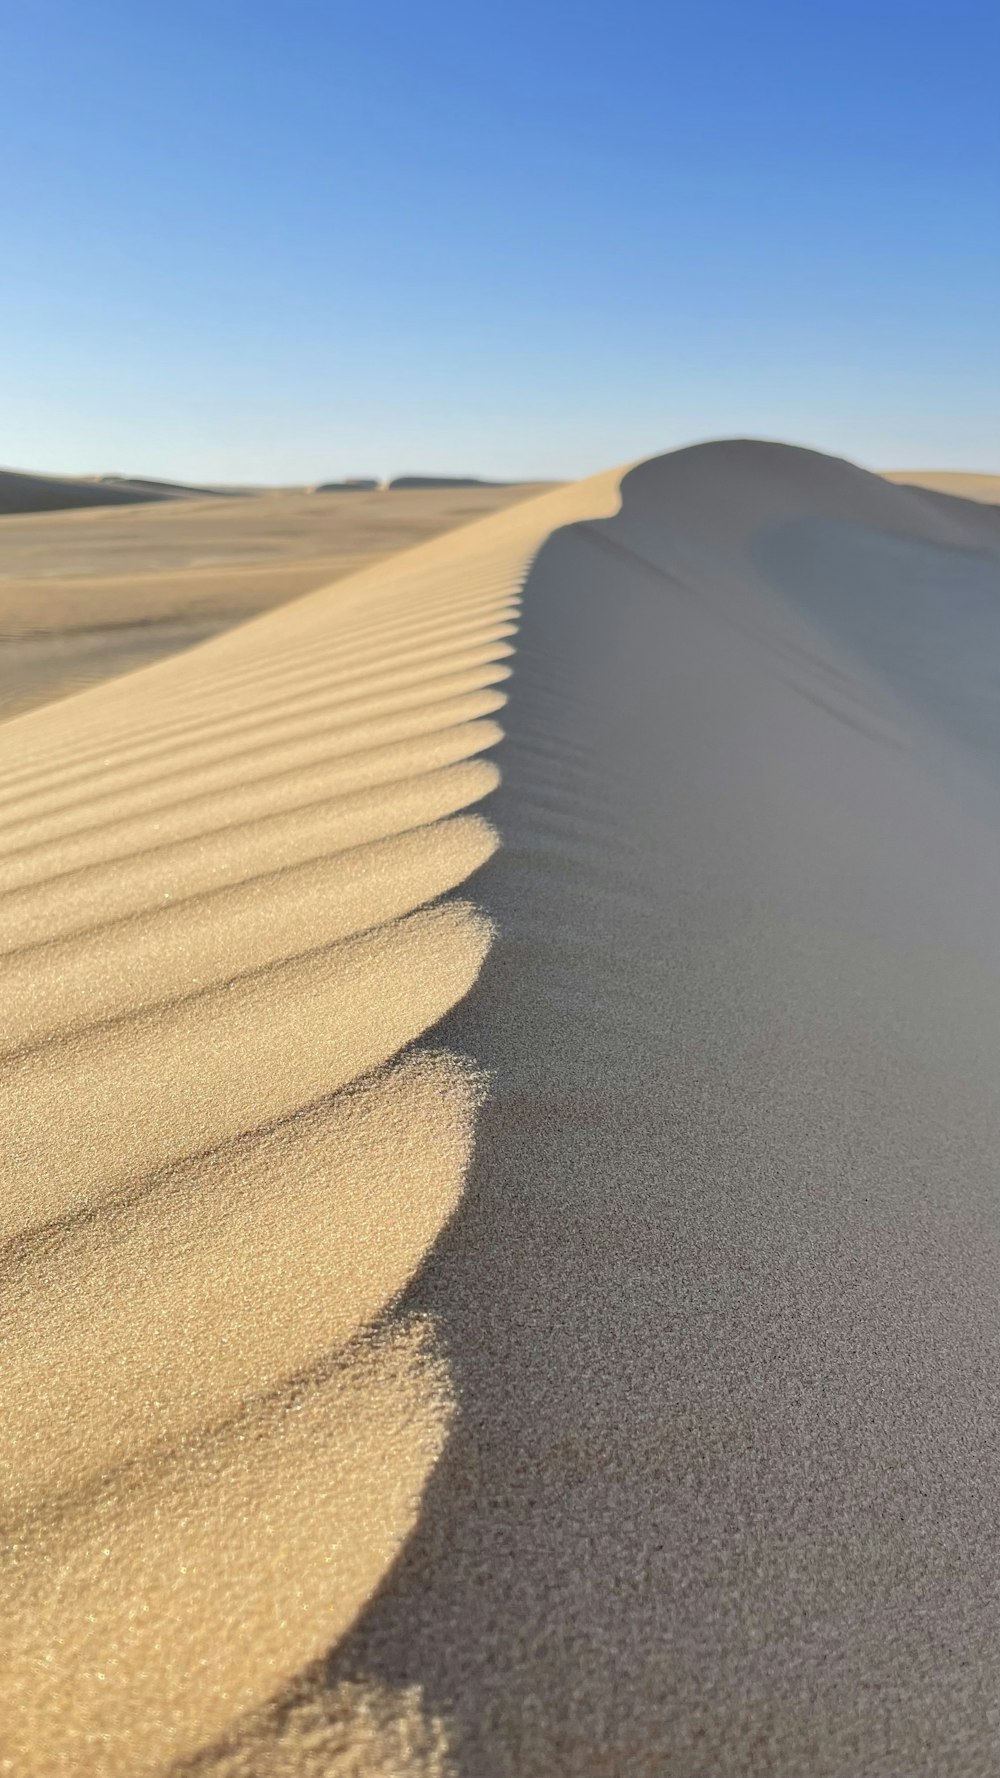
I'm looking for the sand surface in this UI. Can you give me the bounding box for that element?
[4,441,1000,1775]
[0,467,192,516]
[884,468,1000,504]
[0,483,552,720]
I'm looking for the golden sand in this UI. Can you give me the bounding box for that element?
[883,467,1000,504]
[0,468,621,1775]
[0,482,553,720]
[4,444,1000,1774]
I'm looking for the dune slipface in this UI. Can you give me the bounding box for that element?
[5,444,1000,1776]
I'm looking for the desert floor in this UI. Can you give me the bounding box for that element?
[0,482,553,720]
[884,468,1000,504]
[4,445,1000,1776]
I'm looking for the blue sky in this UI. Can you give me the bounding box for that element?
[3,1,998,481]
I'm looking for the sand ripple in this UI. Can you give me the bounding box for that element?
[0,470,623,1774]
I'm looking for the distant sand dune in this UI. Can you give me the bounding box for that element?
[5,444,1000,1774]
[0,466,236,515]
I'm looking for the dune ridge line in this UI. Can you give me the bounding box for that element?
[0,465,627,1777]
[8,441,1000,1775]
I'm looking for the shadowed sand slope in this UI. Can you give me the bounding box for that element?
[6,442,1000,1776]
[0,467,183,515]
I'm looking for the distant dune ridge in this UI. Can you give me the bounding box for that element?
[312,479,381,492]
[0,466,180,515]
[387,475,510,489]
[0,467,519,517]
[7,458,994,519]
[4,441,1000,1775]
[96,474,247,499]
[0,466,266,515]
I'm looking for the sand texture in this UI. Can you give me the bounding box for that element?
[4,441,1000,1775]
[0,482,553,720]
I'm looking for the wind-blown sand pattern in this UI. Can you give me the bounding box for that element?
[0,482,552,720]
[0,468,620,1776]
[5,442,1000,1775]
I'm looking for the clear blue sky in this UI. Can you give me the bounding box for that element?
[3,1,998,482]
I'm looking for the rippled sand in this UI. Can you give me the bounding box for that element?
[5,444,1000,1775]
[0,481,554,718]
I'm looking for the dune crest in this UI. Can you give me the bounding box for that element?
[192,441,1000,1776]
[0,466,624,1775]
[0,482,554,721]
[0,466,185,515]
[7,441,1000,1774]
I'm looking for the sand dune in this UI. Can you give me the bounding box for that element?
[0,466,236,516]
[0,467,619,1776]
[388,476,510,490]
[5,442,1000,1774]
[0,482,553,720]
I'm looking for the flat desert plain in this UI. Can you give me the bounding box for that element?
[884,467,1000,504]
[4,442,1000,1777]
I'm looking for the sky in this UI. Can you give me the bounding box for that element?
[3,0,998,483]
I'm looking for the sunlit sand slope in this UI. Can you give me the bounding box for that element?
[0,482,553,719]
[195,442,1000,1777]
[0,469,622,1777]
[8,441,1000,1778]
